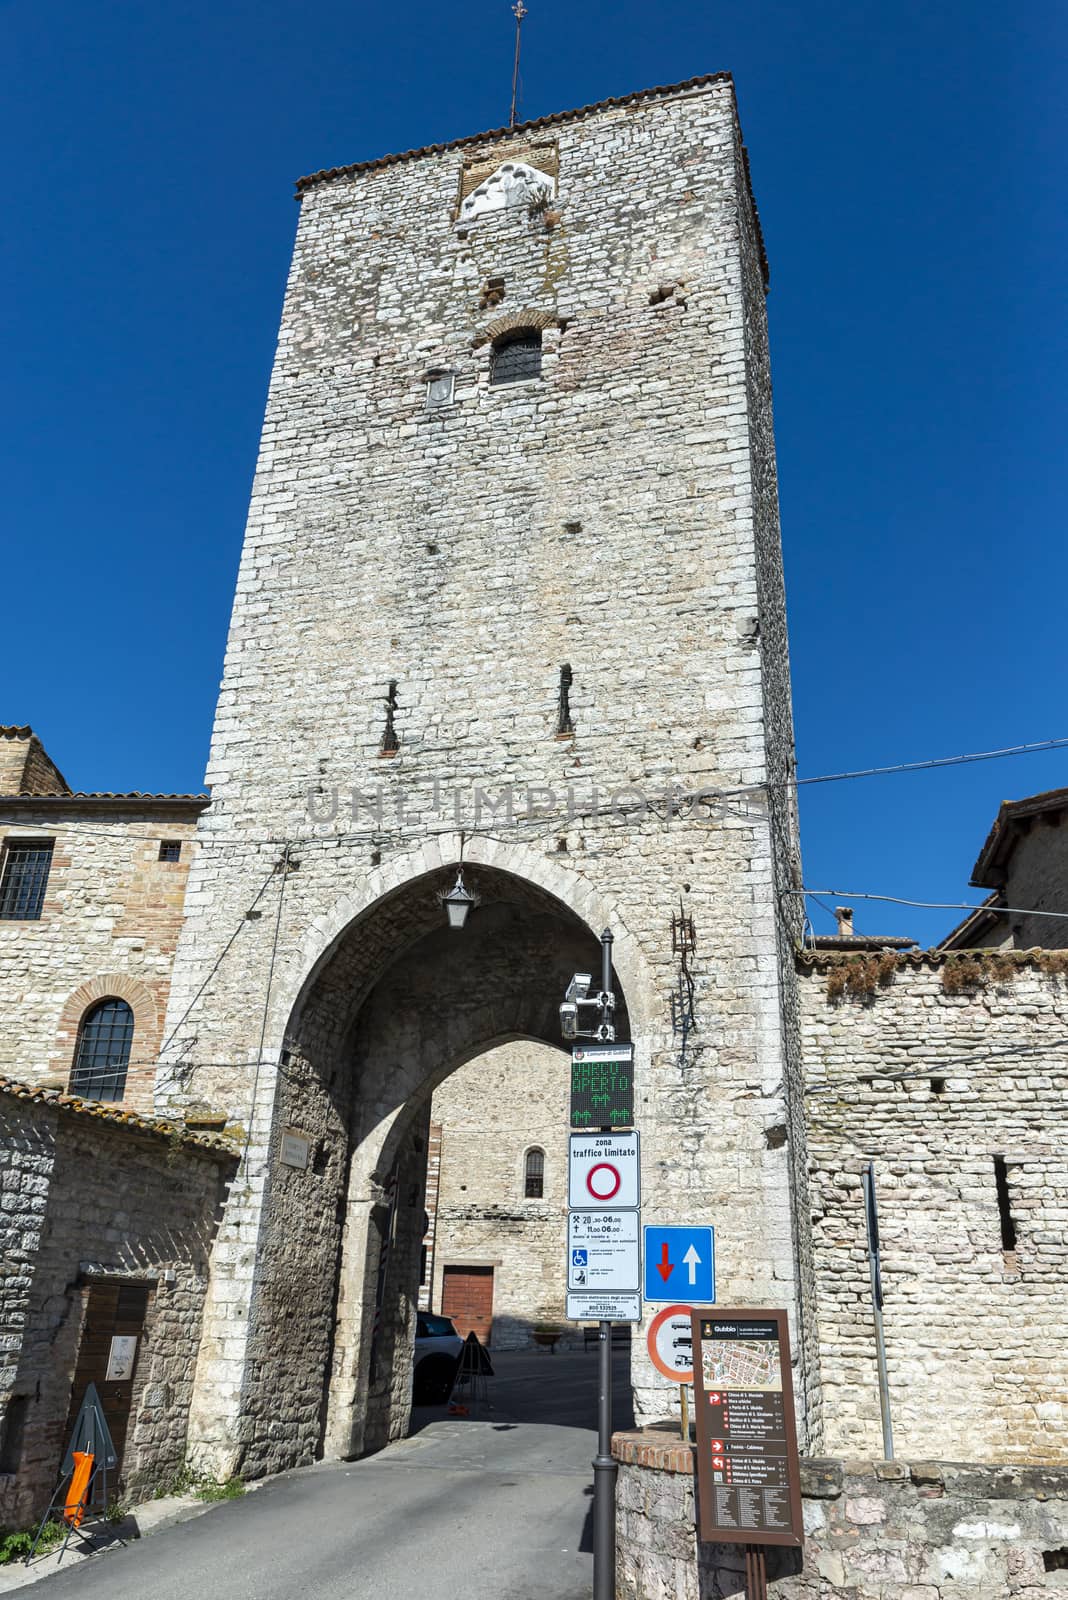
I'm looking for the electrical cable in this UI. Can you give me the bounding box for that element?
[797,888,1068,923]
[156,855,283,1063]
[804,1036,1068,1097]
[241,844,291,1169]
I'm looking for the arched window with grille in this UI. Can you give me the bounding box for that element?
[524,1146,545,1199]
[70,998,134,1102]
[490,328,543,386]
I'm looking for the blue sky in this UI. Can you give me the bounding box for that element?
[4,0,1065,945]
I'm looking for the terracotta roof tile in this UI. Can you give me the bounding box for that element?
[1,791,209,805]
[0,1073,238,1162]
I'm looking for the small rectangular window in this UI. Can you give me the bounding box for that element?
[0,839,54,920]
[158,840,182,862]
[491,331,543,386]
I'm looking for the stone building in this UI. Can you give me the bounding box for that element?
[941,784,1068,951]
[2,74,1067,1560]
[0,1077,234,1526]
[156,72,814,1478]
[0,726,207,1114]
[422,1040,571,1347]
[798,947,1067,1464]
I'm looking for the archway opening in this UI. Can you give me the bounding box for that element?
[235,862,635,1474]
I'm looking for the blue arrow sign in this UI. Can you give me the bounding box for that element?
[643,1225,715,1304]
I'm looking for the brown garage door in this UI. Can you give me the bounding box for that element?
[441,1266,494,1346]
[62,1281,150,1480]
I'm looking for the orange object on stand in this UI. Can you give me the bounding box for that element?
[64,1451,94,1526]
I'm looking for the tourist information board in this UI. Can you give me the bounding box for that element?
[569,1042,634,1129]
[568,1131,640,1209]
[691,1307,803,1549]
[568,1210,641,1293]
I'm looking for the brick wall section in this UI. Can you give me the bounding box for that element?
[799,951,1068,1463]
[611,1436,1068,1599]
[162,77,809,1472]
[0,729,70,797]
[0,1089,234,1525]
[428,1041,570,1347]
[0,805,203,1112]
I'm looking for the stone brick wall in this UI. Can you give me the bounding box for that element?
[0,1087,234,1526]
[0,729,69,797]
[161,76,809,1472]
[0,804,203,1112]
[998,822,1068,950]
[426,1040,570,1348]
[799,951,1068,1464]
[612,1431,1068,1599]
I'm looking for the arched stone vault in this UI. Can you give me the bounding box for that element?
[211,856,641,1475]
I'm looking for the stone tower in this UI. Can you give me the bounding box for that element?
[160,74,817,1477]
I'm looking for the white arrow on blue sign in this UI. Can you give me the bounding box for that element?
[643,1225,715,1304]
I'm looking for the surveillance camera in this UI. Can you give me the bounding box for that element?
[559,1001,578,1039]
[565,973,592,1003]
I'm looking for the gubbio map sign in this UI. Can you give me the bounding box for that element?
[569,1043,634,1130]
[691,1308,803,1549]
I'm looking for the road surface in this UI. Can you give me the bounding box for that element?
[31,1348,633,1600]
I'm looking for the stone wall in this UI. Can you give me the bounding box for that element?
[0,728,68,797]
[998,822,1068,951]
[426,1039,570,1348]
[0,1084,234,1526]
[612,1431,1068,1599]
[799,951,1068,1464]
[0,802,204,1113]
[161,75,809,1471]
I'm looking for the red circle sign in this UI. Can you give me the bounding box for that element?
[646,1304,696,1384]
[586,1162,622,1201]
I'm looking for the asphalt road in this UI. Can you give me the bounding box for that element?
[32,1348,633,1600]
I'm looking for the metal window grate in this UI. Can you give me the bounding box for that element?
[524,1147,545,1198]
[0,840,54,921]
[70,998,134,1102]
[490,331,542,386]
[158,840,181,862]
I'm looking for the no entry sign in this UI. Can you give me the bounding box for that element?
[568,1132,640,1210]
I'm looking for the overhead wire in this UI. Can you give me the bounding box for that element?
[797,888,1068,924]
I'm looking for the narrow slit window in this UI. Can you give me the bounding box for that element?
[993,1155,1017,1251]
[524,1147,545,1199]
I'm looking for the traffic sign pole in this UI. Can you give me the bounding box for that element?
[592,928,617,1600]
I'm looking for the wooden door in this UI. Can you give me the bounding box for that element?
[63,1281,150,1479]
[441,1265,494,1346]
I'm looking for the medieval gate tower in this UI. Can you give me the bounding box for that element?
[160,74,817,1477]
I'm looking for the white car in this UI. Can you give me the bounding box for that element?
[413,1311,464,1404]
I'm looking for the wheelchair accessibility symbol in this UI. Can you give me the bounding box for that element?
[572,1249,589,1268]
